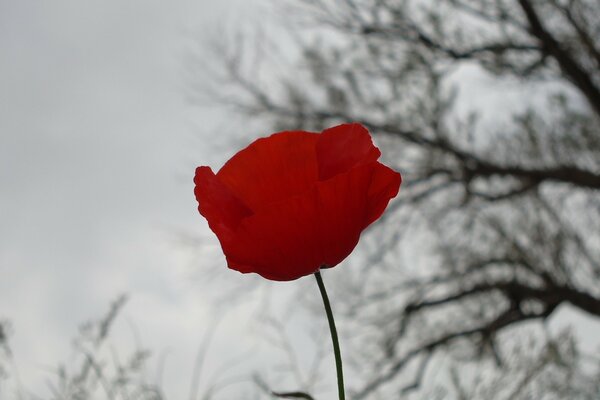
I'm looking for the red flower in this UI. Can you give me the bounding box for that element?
[194,123,401,281]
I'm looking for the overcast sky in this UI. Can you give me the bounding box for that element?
[0,1,303,398]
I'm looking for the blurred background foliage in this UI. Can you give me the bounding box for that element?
[199,0,600,398]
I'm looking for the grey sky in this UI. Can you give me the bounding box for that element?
[0,1,281,398]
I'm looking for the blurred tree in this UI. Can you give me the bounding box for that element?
[203,0,600,398]
[0,320,11,388]
[0,296,169,400]
[0,298,273,400]
[44,295,165,400]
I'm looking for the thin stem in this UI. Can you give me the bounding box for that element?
[314,270,345,400]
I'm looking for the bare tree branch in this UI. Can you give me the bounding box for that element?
[517,0,600,115]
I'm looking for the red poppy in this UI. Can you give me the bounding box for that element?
[194,123,401,281]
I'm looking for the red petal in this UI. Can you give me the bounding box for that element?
[222,163,384,281]
[216,131,319,213]
[316,123,381,181]
[194,166,252,243]
[364,163,402,228]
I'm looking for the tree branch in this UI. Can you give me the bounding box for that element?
[351,279,600,396]
[254,376,316,400]
[406,280,600,319]
[355,294,556,399]
[517,0,600,116]
[360,22,539,60]
[555,1,600,68]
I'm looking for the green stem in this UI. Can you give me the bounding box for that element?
[314,271,345,400]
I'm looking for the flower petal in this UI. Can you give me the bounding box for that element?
[194,166,252,243]
[364,163,402,228]
[216,131,319,213]
[316,123,381,181]
[222,162,384,281]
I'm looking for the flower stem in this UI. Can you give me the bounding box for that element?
[314,270,345,400]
